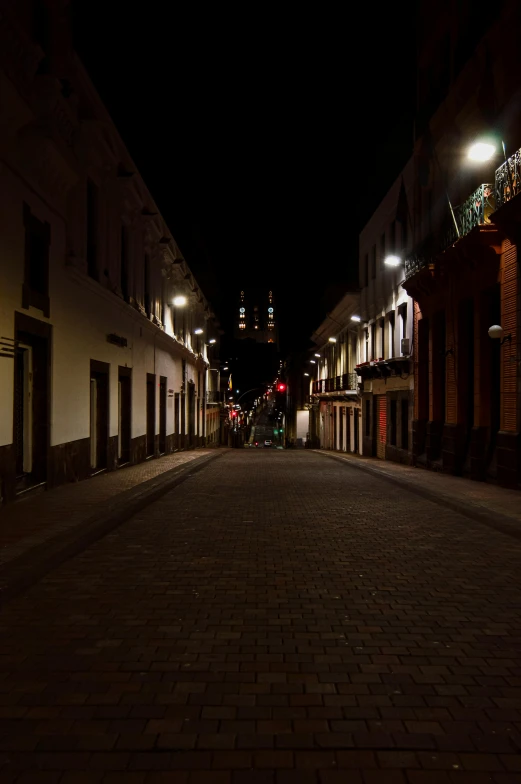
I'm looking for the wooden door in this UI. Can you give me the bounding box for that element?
[118,368,131,465]
[146,373,155,457]
[159,376,167,454]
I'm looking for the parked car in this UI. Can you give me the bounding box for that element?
[264,439,273,447]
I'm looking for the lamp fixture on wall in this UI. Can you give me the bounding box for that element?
[488,324,512,345]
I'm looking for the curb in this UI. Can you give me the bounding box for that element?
[313,449,521,542]
[0,450,224,606]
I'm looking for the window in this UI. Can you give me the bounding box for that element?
[144,254,151,316]
[390,399,397,446]
[401,217,407,249]
[390,221,396,253]
[401,398,409,450]
[370,324,375,361]
[121,224,129,301]
[32,0,50,73]
[365,399,371,437]
[22,203,50,317]
[364,254,369,287]
[371,245,376,279]
[389,311,395,358]
[365,328,369,362]
[380,318,385,360]
[400,303,408,340]
[86,179,99,280]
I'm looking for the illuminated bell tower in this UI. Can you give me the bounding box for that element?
[266,290,277,346]
[237,291,247,333]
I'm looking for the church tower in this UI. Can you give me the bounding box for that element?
[237,290,247,333]
[234,290,279,348]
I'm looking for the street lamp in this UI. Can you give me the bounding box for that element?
[384,255,401,267]
[209,338,216,344]
[350,315,361,322]
[329,337,337,343]
[173,295,187,307]
[468,141,496,162]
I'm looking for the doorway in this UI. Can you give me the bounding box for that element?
[146,373,156,457]
[90,360,109,472]
[159,376,167,454]
[333,407,338,450]
[118,367,131,465]
[188,380,195,448]
[339,407,344,451]
[13,315,51,494]
[353,409,359,454]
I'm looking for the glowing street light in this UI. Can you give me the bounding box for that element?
[304,372,310,376]
[329,337,337,343]
[314,353,321,357]
[351,315,361,322]
[209,338,216,344]
[194,328,203,335]
[172,295,187,307]
[384,255,401,267]
[468,141,496,162]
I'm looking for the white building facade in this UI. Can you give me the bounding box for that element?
[308,293,362,453]
[357,160,415,463]
[0,3,217,503]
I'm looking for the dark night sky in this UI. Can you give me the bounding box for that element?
[73,2,416,354]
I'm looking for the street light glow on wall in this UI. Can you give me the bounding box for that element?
[468,141,496,162]
[173,295,187,307]
[384,255,401,267]
[351,315,361,322]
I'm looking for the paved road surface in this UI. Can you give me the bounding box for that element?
[1,449,521,782]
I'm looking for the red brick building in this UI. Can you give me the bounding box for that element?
[403,0,521,487]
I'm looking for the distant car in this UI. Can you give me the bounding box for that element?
[264,439,273,447]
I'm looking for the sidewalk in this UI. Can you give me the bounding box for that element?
[0,449,225,601]
[315,448,521,539]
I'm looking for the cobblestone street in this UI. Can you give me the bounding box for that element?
[1,449,521,783]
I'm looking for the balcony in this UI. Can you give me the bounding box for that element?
[495,148,521,210]
[206,390,221,404]
[404,140,521,281]
[356,357,411,380]
[312,373,358,396]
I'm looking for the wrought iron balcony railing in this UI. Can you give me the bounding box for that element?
[455,183,495,236]
[312,374,358,395]
[405,145,521,281]
[405,184,493,280]
[495,148,521,210]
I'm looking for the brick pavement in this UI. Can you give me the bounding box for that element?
[316,450,521,536]
[0,450,217,568]
[1,449,521,782]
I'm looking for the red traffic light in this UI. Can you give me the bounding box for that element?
[231,411,237,417]
[277,383,286,392]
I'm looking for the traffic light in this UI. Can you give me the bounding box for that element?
[277,383,286,392]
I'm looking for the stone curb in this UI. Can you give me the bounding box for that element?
[313,449,521,542]
[0,450,224,606]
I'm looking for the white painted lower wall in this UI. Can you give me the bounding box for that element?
[318,400,362,454]
[0,163,208,498]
